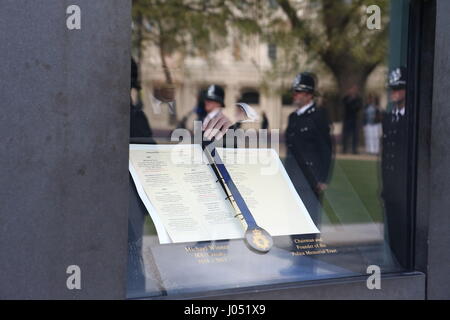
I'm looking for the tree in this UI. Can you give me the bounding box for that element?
[133,0,389,107]
[132,0,260,123]
[132,0,260,85]
[271,0,389,96]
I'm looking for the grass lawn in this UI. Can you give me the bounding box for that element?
[322,159,384,225]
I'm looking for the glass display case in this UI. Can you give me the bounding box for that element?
[127,0,418,299]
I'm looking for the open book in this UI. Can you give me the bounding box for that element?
[129,144,319,244]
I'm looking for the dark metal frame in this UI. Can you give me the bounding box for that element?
[417,0,450,300]
[408,0,436,276]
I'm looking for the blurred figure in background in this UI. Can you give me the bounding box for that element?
[195,90,208,122]
[176,90,207,129]
[261,112,269,130]
[130,58,153,138]
[342,85,363,154]
[363,94,382,154]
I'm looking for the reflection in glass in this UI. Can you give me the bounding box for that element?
[128,0,411,299]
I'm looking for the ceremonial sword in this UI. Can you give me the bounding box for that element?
[202,103,273,253]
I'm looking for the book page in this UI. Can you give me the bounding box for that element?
[129,144,243,243]
[216,148,320,236]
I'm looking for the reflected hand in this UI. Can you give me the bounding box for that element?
[130,88,139,106]
[203,112,232,141]
[316,183,328,193]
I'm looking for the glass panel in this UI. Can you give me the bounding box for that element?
[128,0,411,299]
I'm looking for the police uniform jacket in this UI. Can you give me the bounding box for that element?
[381,110,408,208]
[381,109,410,266]
[286,104,333,189]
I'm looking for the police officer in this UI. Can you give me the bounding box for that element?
[381,66,409,267]
[285,72,333,224]
[202,84,232,141]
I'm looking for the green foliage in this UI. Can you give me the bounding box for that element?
[133,0,390,93]
[272,0,390,92]
[132,0,260,61]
